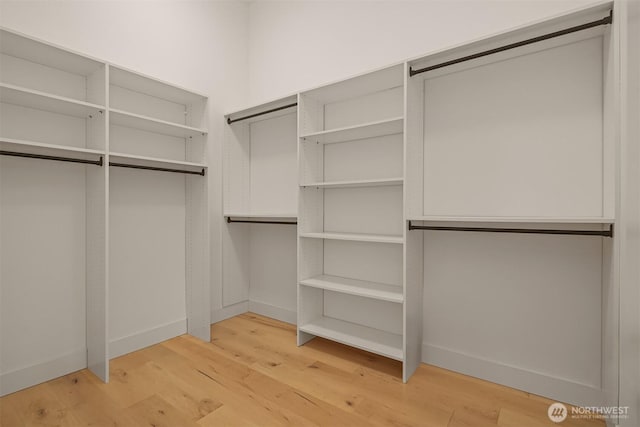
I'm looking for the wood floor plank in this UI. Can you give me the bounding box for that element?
[124,394,200,427]
[0,312,605,427]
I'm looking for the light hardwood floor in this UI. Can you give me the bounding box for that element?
[0,313,604,426]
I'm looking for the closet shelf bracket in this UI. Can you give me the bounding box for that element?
[407,221,613,238]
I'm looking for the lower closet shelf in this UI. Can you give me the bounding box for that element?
[299,275,403,303]
[299,317,403,361]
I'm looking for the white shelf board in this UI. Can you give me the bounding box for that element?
[225,95,298,125]
[110,109,207,139]
[1,29,104,76]
[109,66,206,104]
[409,216,615,224]
[109,152,206,173]
[299,317,403,361]
[301,177,403,189]
[300,275,403,303]
[301,64,404,105]
[299,231,404,244]
[300,117,403,145]
[0,137,104,160]
[0,83,104,118]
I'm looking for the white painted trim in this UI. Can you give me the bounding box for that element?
[211,301,249,324]
[422,343,603,407]
[249,301,296,325]
[0,348,86,397]
[109,319,186,359]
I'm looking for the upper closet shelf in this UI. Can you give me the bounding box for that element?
[0,137,104,160]
[226,95,298,125]
[0,83,104,118]
[109,66,207,105]
[302,63,404,104]
[0,29,104,77]
[110,109,207,139]
[300,231,404,244]
[301,177,403,189]
[300,117,403,144]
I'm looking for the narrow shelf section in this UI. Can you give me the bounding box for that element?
[110,109,207,139]
[300,117,403,145]
[299,231,404,244]
[299,317,403,361]
[0,83,104,118]
[300,275,403,303]
[109,152,206,174]
[300,177,403,189]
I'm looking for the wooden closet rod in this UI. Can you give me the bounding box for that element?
[109,162,205,176]
[0,150,103,166]
[227,103,298,124]
[409,10,612,77]
[226,217,297,225]
[408,221,613,237]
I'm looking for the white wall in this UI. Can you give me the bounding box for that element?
[0,0,248,376]
[247,0,597,104]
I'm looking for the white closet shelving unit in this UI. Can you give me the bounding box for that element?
[0,28,210,396]
[404,2,618,408]
[222,96,298,323]
[297,64,423,382]
[220,1,620,402]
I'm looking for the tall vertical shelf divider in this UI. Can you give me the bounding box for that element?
[296,64,422,381]
[0,27,210,396]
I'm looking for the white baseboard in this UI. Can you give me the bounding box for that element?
[211,301,249,323]
[109,319,187,359]
[248,300,296,325]
[0,348,86,397]
[422,343,603,407]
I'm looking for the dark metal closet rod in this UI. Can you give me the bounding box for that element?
[0,150,103,166]
[409,11,612,77]
[226,217,297,225]
[227,103,298,125]
[109,162,205,176]
[408,221,613,237]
